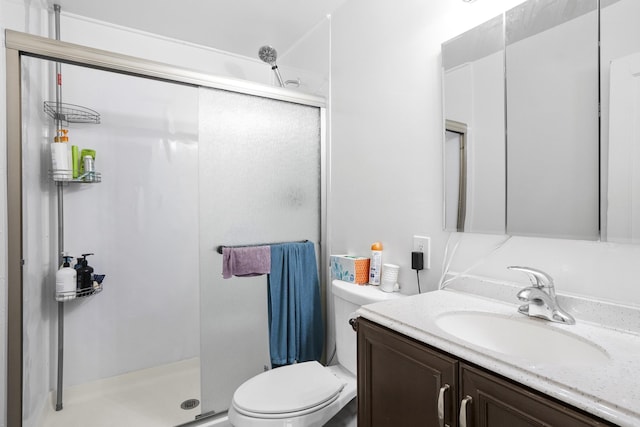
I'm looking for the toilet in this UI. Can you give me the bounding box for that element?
[228,279,405,426]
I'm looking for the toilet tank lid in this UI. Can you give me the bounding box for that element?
[232,361,345,415]
[332,280,406,306]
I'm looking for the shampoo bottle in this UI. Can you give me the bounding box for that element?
[51,129,71,180]
[369,242,383,285]
[56,254,77,301]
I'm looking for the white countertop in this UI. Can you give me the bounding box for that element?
[357,289,640,426]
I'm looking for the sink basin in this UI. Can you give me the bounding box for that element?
[435,311,609,364]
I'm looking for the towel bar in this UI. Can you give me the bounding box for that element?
[216,240,309,254]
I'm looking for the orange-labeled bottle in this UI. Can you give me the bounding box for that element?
[51,129,72,180]
[369,242,383,285]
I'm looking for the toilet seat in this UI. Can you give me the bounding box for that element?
[232,361,345,419]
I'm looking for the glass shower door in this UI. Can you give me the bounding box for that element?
[20,55,201,427]
[198,87,322,415]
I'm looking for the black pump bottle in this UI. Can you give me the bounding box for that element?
[77,253,95,294]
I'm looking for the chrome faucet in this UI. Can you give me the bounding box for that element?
[507,266,575,325]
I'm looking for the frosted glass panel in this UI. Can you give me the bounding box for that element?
[198,88,321,413]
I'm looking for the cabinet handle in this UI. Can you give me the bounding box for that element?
[348,317,358,332]
[459,395,473,427]
[437,384,450,427]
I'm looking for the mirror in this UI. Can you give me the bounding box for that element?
[601,0,640,243]
[443,0,602,240]
[505,0,599,240]
[444,120,467,232]
[442,15,505,234]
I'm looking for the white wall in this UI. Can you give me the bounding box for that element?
[329,0,640,313]
[59,13,270,84]
[329,0,528,296]
[443,232,640,307]
[279,16,331,98]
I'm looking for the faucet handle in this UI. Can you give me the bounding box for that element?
[507,266,554,288]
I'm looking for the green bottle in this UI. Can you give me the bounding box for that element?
[71,145,79,178]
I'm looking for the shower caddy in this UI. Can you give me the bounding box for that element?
[45,100,103,299]
[46,3,103,411]
[45,102,102,185]
[45,97,103,409]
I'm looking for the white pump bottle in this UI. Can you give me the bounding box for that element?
[56,254,77,301]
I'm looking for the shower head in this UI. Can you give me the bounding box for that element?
[258,45,301,88]
[258,45,278,66]
[258,45,286,87]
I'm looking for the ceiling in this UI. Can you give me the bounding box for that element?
[48,0,347,59]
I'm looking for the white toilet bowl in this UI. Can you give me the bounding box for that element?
[228,362,356,427]
[228,280,405,427]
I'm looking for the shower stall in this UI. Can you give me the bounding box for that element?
[6,30,326,427]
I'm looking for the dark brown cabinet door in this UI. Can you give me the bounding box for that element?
[357,318,458,427]
[460,364,612,427]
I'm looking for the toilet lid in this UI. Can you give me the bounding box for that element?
[233,361,345,415]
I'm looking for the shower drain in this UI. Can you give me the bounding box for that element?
[180,398,200,410]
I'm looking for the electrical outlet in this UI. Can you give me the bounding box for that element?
[412,235,431,269]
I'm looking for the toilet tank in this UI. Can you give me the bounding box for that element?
[331,280,406,375]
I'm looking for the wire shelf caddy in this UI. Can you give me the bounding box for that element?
[44,101,101,125]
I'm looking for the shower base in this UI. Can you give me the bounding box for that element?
[39,357,202,427]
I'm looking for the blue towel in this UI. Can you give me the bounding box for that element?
[267,241,323,366]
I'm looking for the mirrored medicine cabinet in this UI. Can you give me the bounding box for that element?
[442,0,640,243]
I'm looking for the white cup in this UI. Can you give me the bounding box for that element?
[380,263,399,292]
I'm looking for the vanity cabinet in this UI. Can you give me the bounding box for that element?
[357,318,612,427]
[357,318,458,426]
[460,364,608,427]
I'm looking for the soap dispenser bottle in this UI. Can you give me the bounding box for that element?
[74,257,83,272]
[56,254,77,301]
[76,253,95,295]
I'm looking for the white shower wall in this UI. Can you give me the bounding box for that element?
[58,62,201,385]
[20,56,201,426]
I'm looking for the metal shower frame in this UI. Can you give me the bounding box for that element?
[5,28,328,426]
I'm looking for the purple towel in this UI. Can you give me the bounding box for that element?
[222,246,271,279]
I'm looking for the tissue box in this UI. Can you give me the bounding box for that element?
[330,255,370,284]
